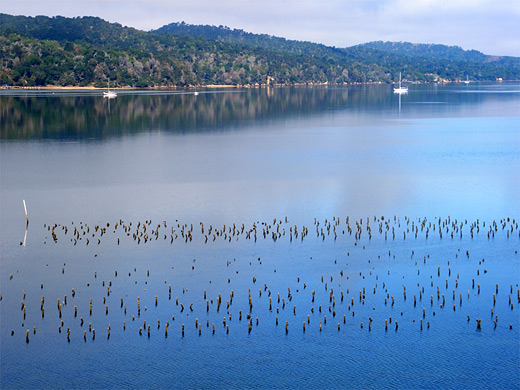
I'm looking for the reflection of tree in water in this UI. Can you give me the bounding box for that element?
[0,85,499,140]
[1,88,347,140]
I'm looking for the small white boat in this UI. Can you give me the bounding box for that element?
[463,76,470,84]
[103,90,117,98]
[393,72,408,94]
[103,80,117,98]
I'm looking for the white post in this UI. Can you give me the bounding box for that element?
[23,199,28,224]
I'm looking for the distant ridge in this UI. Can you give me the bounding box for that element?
[355,41,518,66]
[153,22,347,58]
[0,14,518,87]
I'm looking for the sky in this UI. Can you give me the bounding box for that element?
[2,0,520,57]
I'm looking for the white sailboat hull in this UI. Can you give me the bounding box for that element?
[103,79,117,98]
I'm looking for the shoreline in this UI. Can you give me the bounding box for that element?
[0,79,513,91]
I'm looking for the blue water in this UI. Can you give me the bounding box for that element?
[1,83,519,389]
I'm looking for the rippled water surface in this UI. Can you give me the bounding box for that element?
[1,83,519,389]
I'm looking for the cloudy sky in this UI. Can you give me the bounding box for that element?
[3,0,519,56]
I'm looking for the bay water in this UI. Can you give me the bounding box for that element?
[1,83,519,388]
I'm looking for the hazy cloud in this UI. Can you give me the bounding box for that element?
[2,0,519,56]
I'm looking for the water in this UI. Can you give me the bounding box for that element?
[1,83,519,389]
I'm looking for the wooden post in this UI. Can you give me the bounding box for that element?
[23,200,28,225]
[20,200,29,246]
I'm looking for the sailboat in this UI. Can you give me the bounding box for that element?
[393,72,408,94]
[463,76,470,84]
[103,79,117,98]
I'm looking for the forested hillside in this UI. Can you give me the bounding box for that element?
[154,22,348,59]
[0,14,518,87]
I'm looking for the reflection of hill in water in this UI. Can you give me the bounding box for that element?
[2,88,345,140]
[1,85,517,140]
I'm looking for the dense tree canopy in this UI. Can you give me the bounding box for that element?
[0,14,518,87]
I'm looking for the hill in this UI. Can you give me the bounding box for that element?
[356,41,519,69]
[154,22,349,59]
[154,23,520,81]
[357,41,487,62]
[0,14,518,87]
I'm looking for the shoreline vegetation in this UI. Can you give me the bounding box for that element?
[1,14,519,88]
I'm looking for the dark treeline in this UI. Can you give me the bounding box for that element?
[0,14,518,87]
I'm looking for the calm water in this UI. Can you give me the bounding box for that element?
[1,83,519,389]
